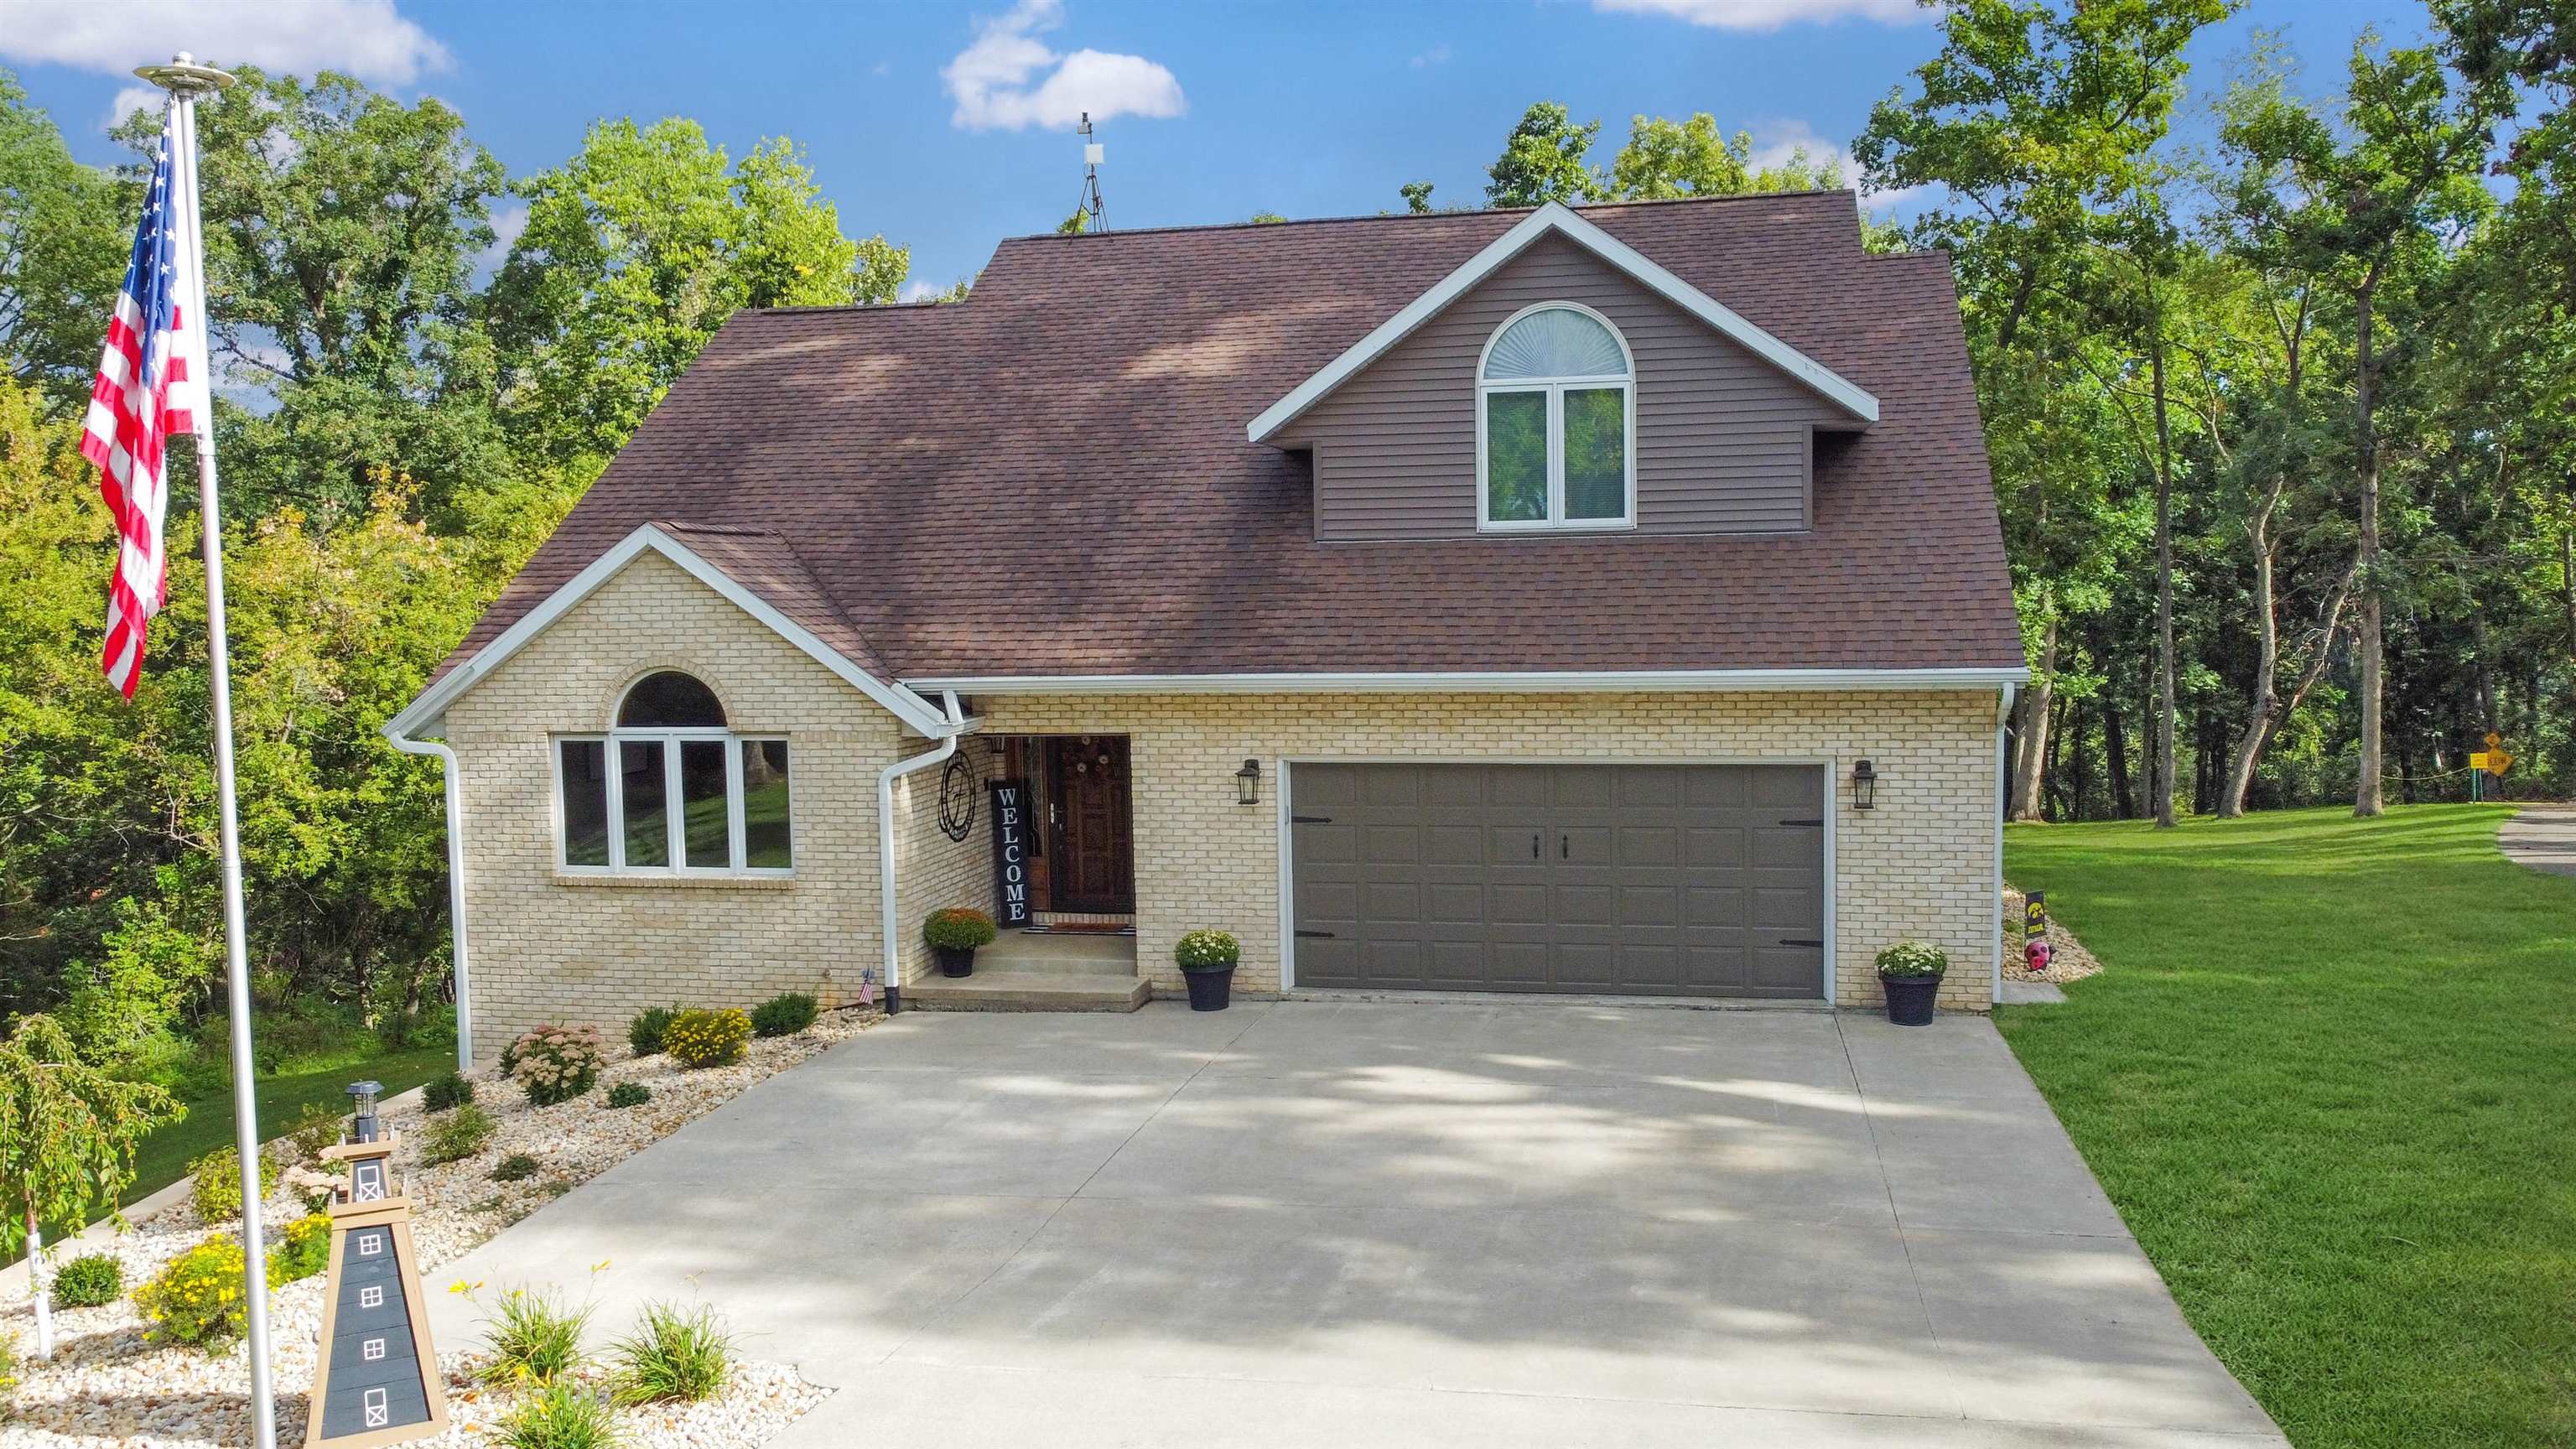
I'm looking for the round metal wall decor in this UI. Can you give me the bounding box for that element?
[938,754,979,842]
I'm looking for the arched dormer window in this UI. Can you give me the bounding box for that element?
[1478,303,1635,530]
[556,671,793,875]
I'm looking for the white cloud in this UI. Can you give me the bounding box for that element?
[101,84,163,132]
[0,0,449,86]
[1746,118,1929,212]
[1410,44,1452,69]
[899,279,944,303]
[943,0,1184,132]
[474,201,529,275]
[1592,0,1924,31]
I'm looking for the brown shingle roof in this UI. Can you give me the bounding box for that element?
[433,191,2020,691]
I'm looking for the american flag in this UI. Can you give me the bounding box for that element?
[79,103,204,700]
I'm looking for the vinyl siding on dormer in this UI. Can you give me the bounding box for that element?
[1280,231,1851,542]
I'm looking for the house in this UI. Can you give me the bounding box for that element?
[385,192,2026,1063]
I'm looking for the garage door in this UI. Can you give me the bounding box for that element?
[1289,763,1825,998]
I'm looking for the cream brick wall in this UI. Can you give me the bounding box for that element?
[442,557,2003,1049]
[969,692,2004,1010]
[444,553,910,1062]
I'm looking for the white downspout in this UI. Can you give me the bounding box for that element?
[878,690,968,1015]
[1994,682,2015,1006]
[383,726,474,1072]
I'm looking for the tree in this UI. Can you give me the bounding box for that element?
[0,70,127,408]
[1486,102,1607,206]
[0,1015,181,1358]
[1608,113,1844,199]
[491,118,910,466]
[1399,179,1436,214]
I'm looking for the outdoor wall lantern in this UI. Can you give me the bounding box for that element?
[1852,759,1877,811]
[1235,758,1262,806]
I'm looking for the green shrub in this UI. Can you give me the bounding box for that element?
[1874,941,1950,979]
[0,1327,18,1398]
[266,1213,332,1285]
[423,1071,475,1113]
[662,1009,750,1069]
[606,1082,651,1109]
[492,1152,542,1182]
[188,1145,278,1223]
[134,1235,252,1348]
[283,1100,347,1163]
[610,1301,735,1405]
[49,1252,123,1308]
[748,992,817,1038]
[509,1025,606,1107]
[922,907,998,951]
[422,1103,498,1164]
[496,1381,623,1449]
[626,1005,680,1057]
[478,1286,593,1389]
[1174,929,1240,969]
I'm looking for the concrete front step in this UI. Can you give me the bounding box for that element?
[905,971,1151,1013]
[973,930,1140,979]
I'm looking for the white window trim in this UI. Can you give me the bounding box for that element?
[553,730,795,879]
[1475,302,1639,533]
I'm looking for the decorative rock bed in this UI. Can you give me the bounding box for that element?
[0,1005,879,1447]
[2002,885,2104,985]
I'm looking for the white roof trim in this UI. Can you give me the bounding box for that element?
[1246,201,1879,442]
[901,667,2025,697]
[386,524,958,741]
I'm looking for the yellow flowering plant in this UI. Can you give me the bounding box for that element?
[662,1008,752,1069]
[134,1235,253,1349]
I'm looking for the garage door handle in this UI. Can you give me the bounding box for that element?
[1778,818,1824,827]
[1778,937,1824,948]
[1532,833,1540,859]
[1292,814,1332,824]
[1295,929,1336,939]
[1560,834,1569,859]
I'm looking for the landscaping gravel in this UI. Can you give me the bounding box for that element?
[0,1006,876,1448]
[2003,884,2105,984]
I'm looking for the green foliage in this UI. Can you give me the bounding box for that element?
[0,69,129,405]
[0,1015,182,1269]
[422,1103,498,1164]
[626,1006,678,1057]
[266,1211,332,1284]
[423,1071,475,1113]
[661,1009,750,1069]
[133,1235,252,1348]
[1398,179,1436,214]
[1872,941,1950,979]
[922,908,997,951]
[609,1301,735,1405]
[1608,112,1842,200]
[1486,102,1607,207]
[748,992,817,1038]
[509,1025,605,1106]
[478,1286,594,1389]
[496,1382,624,1449]
[0,1325,16,1397]
[187,1144,279,1223]
[1173,930,1240,970]
[48,1251,122,1308]
[491,1152,542,1182]
[605,1082,650,1109]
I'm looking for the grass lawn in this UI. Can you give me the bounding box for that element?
[2000,804,2574,1449]
[114,1046,453,1218]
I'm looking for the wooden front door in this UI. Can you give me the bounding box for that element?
[1046,736,1134,913]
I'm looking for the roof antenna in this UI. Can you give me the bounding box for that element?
[1074,112,1106,233]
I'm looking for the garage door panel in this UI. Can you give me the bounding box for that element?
[1291,763,1824,1000]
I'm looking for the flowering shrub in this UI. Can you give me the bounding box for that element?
[662,1008,751,1069]
[187,1145,278,1224]
[509,1024,606,1106]
[1174,930,1240,970]
[1874,941,1950,979]
[267,1212,332,1285]
[922,907,998,951]
[0,1327,18,1396]
[135,1235,252,1348]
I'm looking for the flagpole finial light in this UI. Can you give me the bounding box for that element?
[134,53,236,94]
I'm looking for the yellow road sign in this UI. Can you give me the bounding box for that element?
[2471,749,2513,775]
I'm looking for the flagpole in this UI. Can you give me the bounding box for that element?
[137,52,277,1449]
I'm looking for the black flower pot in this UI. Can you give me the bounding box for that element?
[1182,964,1236,1011]
[1880,973,1942,1026]
[936,945,976,979]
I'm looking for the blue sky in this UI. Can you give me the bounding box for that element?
[4,0,2438,298]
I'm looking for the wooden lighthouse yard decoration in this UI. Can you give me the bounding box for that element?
[305,1081,447,1448]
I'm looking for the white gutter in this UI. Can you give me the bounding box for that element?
[900,667,2029,698]
[382,722,475,1072]
[877,690,973,1014]
[1993,682,2014,1006]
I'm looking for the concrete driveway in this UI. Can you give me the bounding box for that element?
[426,1002,2283,1447]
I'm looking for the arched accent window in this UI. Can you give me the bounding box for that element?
[556,670,792,875]
[1477,303,1635,530]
